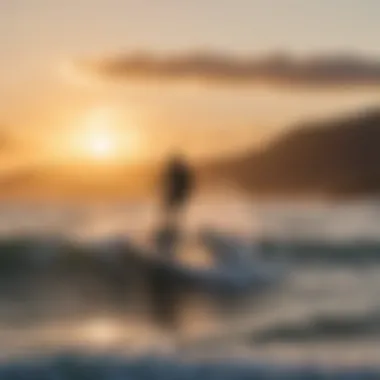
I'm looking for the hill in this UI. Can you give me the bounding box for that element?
[201,108,380,197]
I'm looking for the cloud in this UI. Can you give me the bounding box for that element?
[77,52,380,88]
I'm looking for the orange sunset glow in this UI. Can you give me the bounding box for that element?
[0,0,379,200]
[59,106,142,164]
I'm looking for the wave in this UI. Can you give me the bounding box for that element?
[252,309,380,344]
[260,240,380,264]
[0,354,378,379]
[0,234,277,329]
[0,235,169,326]
[0,234,379,329]
[0,235,377,319]
[1,235,380,276]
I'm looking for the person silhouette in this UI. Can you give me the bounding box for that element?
[150,154,194,331]
[156,154,194,253]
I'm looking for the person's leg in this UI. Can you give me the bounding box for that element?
[155,202,179,255]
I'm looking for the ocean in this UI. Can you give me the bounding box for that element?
[0,198,380,378]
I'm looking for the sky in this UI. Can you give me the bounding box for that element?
[1,0,380,172]
[2,0,380,59]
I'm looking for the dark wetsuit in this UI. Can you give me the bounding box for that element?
[155,156,193,253]
[163,157,193,213]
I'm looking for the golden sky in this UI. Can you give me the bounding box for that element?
[1,0,380,189]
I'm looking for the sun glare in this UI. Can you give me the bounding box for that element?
[69,106,140,162]
[81,319,122,346]
[86,129,116,159]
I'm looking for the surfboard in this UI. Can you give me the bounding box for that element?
[120,229,286,295]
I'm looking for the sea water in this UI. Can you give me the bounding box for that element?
[0,198,380,378]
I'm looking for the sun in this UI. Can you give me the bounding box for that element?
[79,107,118,159]
[86,129,116,159]
[59,106,142,164]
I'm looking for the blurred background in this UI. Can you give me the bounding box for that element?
[1,0,380,377]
